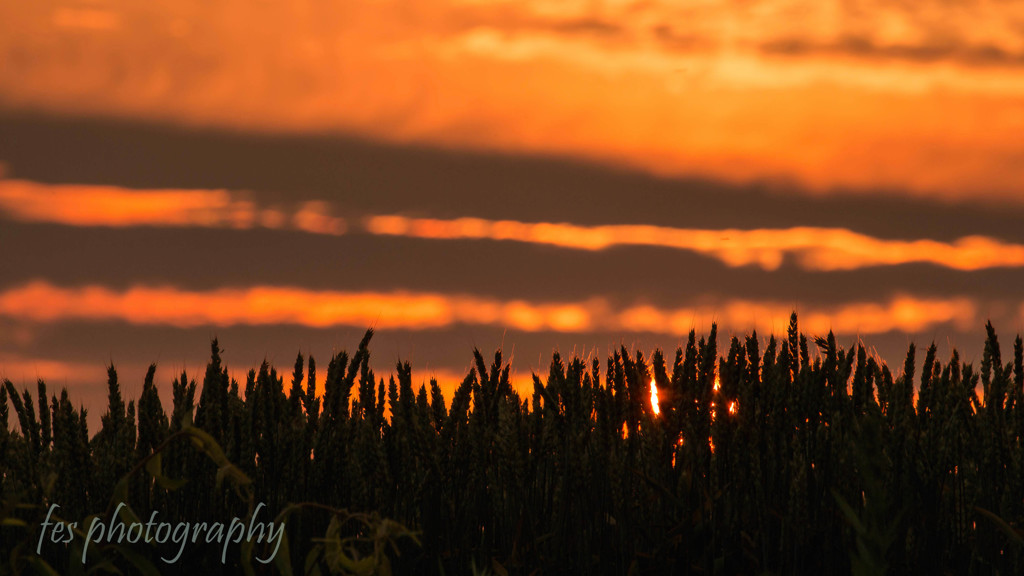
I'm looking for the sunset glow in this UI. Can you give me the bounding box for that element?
[2,1,1024,200]
[0,281,982,337]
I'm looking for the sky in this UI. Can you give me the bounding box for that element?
[2,0,1024,427]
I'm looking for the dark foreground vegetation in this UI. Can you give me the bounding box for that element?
[3,315,1024,575]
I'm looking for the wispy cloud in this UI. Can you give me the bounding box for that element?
[366,215,1024,272]
[0,281,593,332]
[292,201,347,235]
[0,179,344,234]
[0,281,978,337]
[0,179,252,228]
[6,179,1024,272]
[617,297,977,337]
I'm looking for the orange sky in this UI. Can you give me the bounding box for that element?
[3,1,1024,423]
[2,0,1024,201]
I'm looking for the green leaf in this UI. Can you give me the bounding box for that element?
[272,528,294,576]
[144,452,187,491]
[305,547,323,576]
[215,463,251,490]
[183,425,229,466]
[975,506,1024,548]
[832,489,867,535]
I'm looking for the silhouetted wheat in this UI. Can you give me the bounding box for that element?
[2,315,1024,575]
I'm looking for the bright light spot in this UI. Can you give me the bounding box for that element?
[728,401,738,415]
[671,435,683,467]
[650,377,660,415]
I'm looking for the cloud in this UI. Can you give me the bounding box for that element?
[619,296,977,337]
[0,179,253,228]
[2,1,1024,201]
[0,281,979,337]
[7,177,1024,274]
[761,37,1024,68]
[0,179,340,234]
[364,214,1024,272]
[0,281,594,332]
[292,201,346,235]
